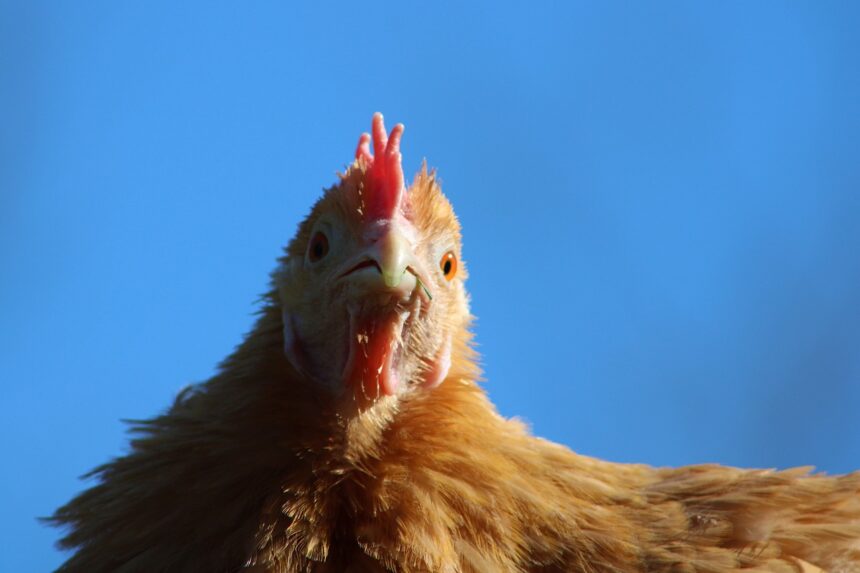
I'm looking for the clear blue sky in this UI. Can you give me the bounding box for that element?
[2,2,859,570]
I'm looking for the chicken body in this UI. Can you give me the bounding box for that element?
[52,115,860,572]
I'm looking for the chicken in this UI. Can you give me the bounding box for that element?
[51,113,860,573]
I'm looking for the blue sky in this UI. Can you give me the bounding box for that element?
[2,2,859,570]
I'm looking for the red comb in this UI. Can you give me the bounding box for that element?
[355,113,405,221]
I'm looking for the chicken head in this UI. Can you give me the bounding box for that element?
[276,113,469,406]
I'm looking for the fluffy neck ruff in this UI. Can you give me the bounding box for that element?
[52,295,860,573]
[232,299,638,572]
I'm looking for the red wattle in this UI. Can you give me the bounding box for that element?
[347,315,399,400]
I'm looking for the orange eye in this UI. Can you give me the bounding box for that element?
[308,232,329,262]
[439,251,457,280]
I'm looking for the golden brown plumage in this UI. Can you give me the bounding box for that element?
[51,115,860,572]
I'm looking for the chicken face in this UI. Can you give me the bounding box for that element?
[276,114,469,404]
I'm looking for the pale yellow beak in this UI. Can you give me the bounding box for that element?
[375,228,412,288]
[338,222,421,299]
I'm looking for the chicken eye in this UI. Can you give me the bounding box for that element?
[439,251,457,280]
[308,232,329,263]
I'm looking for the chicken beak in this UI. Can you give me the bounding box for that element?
[339,220,420,299]
[375,227,412,288]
